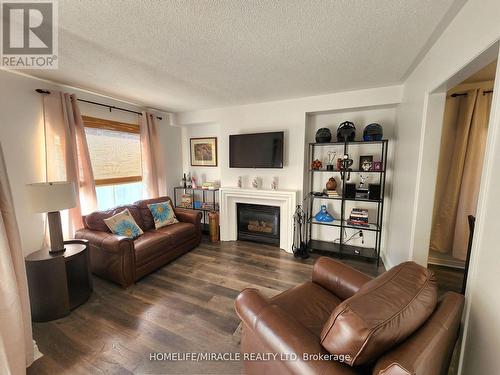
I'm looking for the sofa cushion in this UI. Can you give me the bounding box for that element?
[134,231,172,267]
[320,261,437,366]
[85,205,145,232]
[135,196,174,231]
[156,222,196,244]
[103,208,144,239]
[272,281,342,337]
[147,200,178,229]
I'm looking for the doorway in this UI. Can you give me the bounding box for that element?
[427,60,497,294]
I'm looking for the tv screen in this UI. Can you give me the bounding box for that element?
[230,131,284,168]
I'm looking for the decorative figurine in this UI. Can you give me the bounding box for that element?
[327,151,336,171]
[314,205,334,222]
[340,154,353,180]
[311,159,322,170]
[372,161,383,171]
[251,176,260,189]
[271,176,279,190]
[191,176,197,189]
[356,174,369,199]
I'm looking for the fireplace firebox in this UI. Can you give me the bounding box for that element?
[237,203,280,246]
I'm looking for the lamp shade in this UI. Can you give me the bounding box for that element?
[27,181,77,213]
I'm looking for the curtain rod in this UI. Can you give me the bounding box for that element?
[451,90,493,97]
[35,89,162,120]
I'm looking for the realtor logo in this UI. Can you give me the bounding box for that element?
[1,0,58,68]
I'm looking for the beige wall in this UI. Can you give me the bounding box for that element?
[0,70,182,255]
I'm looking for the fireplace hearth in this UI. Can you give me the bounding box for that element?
[237,203,280,246]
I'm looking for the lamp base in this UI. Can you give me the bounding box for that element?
[48,211,65,253]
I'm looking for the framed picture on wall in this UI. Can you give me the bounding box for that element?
[190,137,218,167]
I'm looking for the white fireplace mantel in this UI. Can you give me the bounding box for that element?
[219,187,298,253]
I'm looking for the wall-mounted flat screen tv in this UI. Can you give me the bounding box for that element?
[229,131,284,168]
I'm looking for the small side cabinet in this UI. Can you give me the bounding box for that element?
[25,239,93,322]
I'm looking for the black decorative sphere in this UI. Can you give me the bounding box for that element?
[315,127,332,143]
[363,123,383,141]
[337,121,356,142]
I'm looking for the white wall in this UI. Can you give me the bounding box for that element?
[0,70,182,255]
[386,0,500,373]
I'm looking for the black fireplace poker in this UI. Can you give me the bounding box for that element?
[292,203,309,259]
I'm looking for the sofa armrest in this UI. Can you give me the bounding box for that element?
[75,229,133,253]
[373,292,464,375]
[75,229,136,288]
[235,288,357,375]
[175,208,202,226]
[312,257,372,300]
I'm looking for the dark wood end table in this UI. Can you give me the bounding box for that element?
[25,239,93,322]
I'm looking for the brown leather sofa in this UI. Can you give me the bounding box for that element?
[235,257,464,375]
[75,196,202,288]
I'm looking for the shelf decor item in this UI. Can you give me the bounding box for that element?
[372,161,383,171]
[363,123,383,141]
[27,182,77,253]
[348,208,369,227]
[311,159,322,170]
[271,176,279,190]
[251,176,260,189]
[315,127,332,143]
[326,177,337,191]
[327,151,336,171]
[359,155,373,171]
[337,121,356,142]
[314,205,334,222]
[190,137,218,167]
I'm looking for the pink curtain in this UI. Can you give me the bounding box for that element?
[140,112,166,198]
[44,92,97,236]
[0,143,34,374]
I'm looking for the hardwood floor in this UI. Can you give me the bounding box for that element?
[28,238,384,375]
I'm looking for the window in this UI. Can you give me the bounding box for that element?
[83,116,143,209]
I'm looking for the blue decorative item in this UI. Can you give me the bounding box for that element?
[363,123,383,141]
[314,205,334,222]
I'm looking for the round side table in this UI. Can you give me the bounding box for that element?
[25,239,93,322]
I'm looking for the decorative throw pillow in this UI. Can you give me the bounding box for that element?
[103,208,144,239]
[147,201,178,229]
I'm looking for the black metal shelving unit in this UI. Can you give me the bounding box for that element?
[306,140,388,265]
[173,186,219,233]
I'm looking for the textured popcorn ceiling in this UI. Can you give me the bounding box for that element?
[26,0,461,111]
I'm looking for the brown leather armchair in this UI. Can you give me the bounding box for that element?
[76,196,202,288]
[235,257,464,375]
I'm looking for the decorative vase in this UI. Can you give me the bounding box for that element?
[314,205,334,222]
[271,176,278,190]
[326,177,337,191]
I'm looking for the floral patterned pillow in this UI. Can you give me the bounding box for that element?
[147,201,178,229]
[103,208,144,239]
